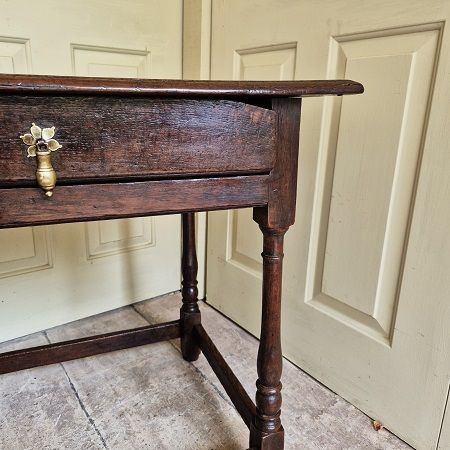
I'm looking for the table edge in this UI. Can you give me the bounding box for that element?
[0,75,364,98]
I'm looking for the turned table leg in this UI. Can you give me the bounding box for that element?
[249,225,287,450]
[180,212,201,361]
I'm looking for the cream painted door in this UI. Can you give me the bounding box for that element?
[207,1,450,448]
[0,1,183,342]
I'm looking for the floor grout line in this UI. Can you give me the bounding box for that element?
[43,331,109,449]
[131,303,157,326]
[168,337,237,410]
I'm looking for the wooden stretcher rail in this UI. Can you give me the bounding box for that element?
[194,323,256,428]
[0,320,180,375]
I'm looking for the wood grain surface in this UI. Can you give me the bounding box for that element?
[0,74,364,98]
[0,75,365,450]
[0,175,269,228]
[194,323,256,429]
[0,320,180,375]
[254,98,302,229]
[0,96,275,185]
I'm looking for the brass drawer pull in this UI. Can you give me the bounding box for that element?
[20,123,62,197]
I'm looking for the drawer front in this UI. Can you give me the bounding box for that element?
[0,96,276,186]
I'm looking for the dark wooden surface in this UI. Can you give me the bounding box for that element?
[0,97,275,185]
[0,176,269,228]
[254,98,301,229]
[250,95,304,449]
[180,212,201,361]
[194,323,256,429]
[249,226,287,450]
[0,75,364,450]
[0,74,363,98]
[0,320,180,375]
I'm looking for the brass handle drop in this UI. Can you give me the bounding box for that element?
[20,123,62,197]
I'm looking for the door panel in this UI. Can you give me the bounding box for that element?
[0,0,183,342]
[85,218,155,260]
[0,227,52,278]
[207,1,450,448]
[0,37,31,73]
[207,38,296,329]
[308,25,440,345]
[71,43,150,78]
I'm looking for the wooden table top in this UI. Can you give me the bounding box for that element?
[0,74,364,229]
[0,74,363,98]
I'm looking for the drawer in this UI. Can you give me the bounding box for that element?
[0,96,276,186]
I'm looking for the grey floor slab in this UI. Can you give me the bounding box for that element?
[0,333,105,449]
[135,293,411,450]
[0,293,411,450]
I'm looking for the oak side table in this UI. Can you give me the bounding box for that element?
[0,75,363,449]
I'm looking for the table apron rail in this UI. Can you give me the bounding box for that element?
[0,175,269,228]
